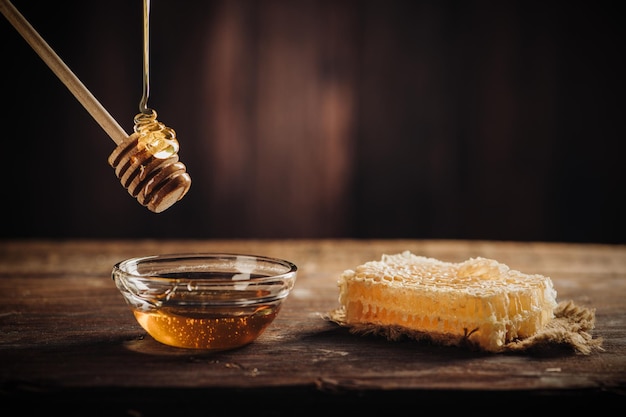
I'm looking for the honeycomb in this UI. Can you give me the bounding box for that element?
[336,251,558,352]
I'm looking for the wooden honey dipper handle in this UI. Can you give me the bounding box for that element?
[1,0,127,144]
[2,0,191,212]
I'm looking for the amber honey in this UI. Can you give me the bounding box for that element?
[133,305,280,350]
[126,272,289,350]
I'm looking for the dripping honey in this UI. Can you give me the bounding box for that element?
[136,0,180,161]
[133,110,179,159]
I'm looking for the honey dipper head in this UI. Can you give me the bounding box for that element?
[108,133,191,213]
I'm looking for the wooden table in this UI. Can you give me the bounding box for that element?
[1,239,625,414]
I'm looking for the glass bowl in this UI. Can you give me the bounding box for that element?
[112,253,298,350]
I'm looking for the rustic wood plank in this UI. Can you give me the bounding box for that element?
[1,239,625,412]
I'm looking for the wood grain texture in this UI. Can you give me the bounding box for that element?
[0,239,624,413]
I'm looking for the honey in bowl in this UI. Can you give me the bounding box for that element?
[112,254,298,350]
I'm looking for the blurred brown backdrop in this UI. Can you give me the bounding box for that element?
[1,0,624,242]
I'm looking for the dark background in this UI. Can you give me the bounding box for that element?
[1,0,623,243]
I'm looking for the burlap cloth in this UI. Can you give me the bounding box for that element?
[327,300,603,354]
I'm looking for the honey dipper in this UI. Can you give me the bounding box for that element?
[1,0,191,213]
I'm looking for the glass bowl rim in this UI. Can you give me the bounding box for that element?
[112,252,298,285]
